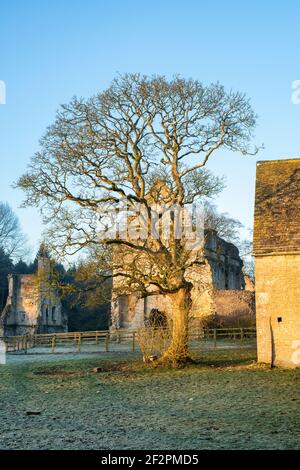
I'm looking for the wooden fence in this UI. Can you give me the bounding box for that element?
[0,335,30,353]
[202,327,256,348]
[0,326,256,354]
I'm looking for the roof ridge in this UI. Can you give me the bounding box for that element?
[257,158,300,165]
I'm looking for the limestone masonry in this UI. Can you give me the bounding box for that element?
[0,256,68,336]
[111,230,255,330]
[254,158,300,368]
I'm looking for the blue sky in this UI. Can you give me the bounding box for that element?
[1,0,300,258]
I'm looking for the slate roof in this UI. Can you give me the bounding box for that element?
[253,158,300,255]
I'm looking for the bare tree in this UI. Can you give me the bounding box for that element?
[204,203,255,279]
[0,202,28,261]
[17,74,258,365]
[204,202,243,244]
[238,236,254,280]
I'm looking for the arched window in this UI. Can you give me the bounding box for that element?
[52,306,56,323]
[148,309,167,328]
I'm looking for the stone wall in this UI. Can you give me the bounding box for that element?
[111,249,255,331]
[111,257,216,330]
[111,286,255,331]
[1,274,39,335]
[253,158,300,368]
[210,290,255,327]
[111,230,252,330]
[205,232,245,290]
[0,257,68,336]
[255,254,300,368]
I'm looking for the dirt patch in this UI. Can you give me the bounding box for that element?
[92,361,137,373]
[33,370,85,377]
[33,361,137,377]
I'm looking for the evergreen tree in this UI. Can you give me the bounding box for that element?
[0,248,13,311]
[14,259,30,274]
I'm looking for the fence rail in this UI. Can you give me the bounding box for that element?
[0,335,30,353]
[0,326,256,354]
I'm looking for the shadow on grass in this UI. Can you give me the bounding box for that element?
[191,348,257,369]
[9,348,259,378]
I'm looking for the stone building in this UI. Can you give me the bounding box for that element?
[254,158,300,368]
[111,230,255,330]
[0,256,68,336]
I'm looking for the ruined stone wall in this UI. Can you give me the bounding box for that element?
[205,233,245,290]
[110,230,249,330]
[244,275,255,292]
[112,287,255,330]
[0,258,68,336]
[110,258,215,330]
[255,254,300,368]
[211,290,255,327]
[111,233,251,330]
[1,274,39,336]
[111,257,255,330]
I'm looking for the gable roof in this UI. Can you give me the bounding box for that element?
[253,158,300,255]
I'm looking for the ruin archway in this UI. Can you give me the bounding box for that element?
[148,308,167,328]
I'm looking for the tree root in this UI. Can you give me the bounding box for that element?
[158,350,195,368]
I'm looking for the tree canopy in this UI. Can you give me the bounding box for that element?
[17,74,258,364]
[0,202,28,261]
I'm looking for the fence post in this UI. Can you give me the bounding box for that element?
[51,334,56,353]
[117,332,121,344]
[96,331,99,345]
[24,336,28,354]
[198,325,202,340]
[213,329,217,349]
[77,333,82,352]
[240,327,244,342]
[105,332,109,352]
[132,332,136,352]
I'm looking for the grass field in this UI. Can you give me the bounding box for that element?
[0,347,299,450]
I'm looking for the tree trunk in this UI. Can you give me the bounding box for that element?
[161,286,192,366]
